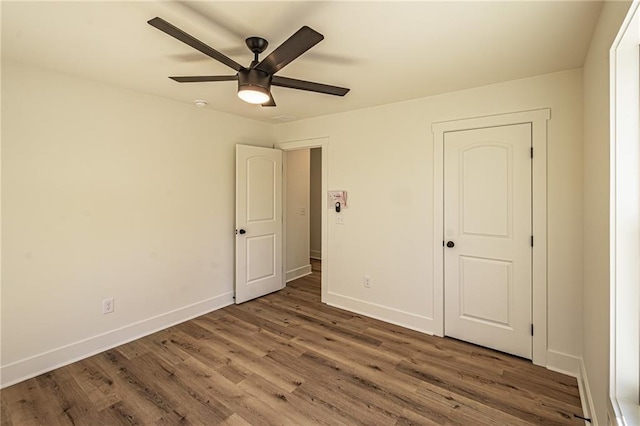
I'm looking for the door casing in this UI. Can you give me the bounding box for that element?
[276,137,329,303]
[433,109,550,366]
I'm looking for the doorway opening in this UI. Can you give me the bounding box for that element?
[277,138,329,303]
[282,147,322,282]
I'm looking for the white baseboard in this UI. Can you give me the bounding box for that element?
[546,349,582,377]
[310,250,322,260]
[546,351,592,425]
[286,264,312,282]
[579,358,597,425]
[0,292,234,389]
[608,398,619,426]
[325,291,435,335]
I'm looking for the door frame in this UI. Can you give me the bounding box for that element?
[275,137,329,303]
[433,109,550,366]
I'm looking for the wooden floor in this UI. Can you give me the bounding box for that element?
[1,260,584,425]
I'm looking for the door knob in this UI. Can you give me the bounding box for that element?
[446,241,455,248]
[238,229,246,235]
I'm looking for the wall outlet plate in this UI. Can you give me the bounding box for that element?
[102,298,114,315]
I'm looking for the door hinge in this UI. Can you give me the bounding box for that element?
[530,235,534,247]
[530,147,534,158]
[530,324,534,336]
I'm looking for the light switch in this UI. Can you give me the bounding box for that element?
[336,214,344,224]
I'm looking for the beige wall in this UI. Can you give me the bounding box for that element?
[285,149,311,279]
[582,1,632,423]
[275,69,584,362]
[1,61,275,385]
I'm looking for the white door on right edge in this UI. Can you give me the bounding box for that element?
[444,123,532,359]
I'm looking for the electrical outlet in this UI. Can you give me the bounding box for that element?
[102,298,114,315]
[336,214,344,224]
[364,275,371,288]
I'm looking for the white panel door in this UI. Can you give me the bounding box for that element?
[444,124,532,358]
[235,145,283,304]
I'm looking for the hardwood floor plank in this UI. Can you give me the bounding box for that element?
[128,351,232,424]
[292,324,403,377]
[414,383,535,426]
[186,323,305,393]
[237,373,339,426]
[266,349,402,425]
[35,369,105,425]
[1,379,63,426]
[98,349,193,424]
[219,413,252,426]
[177,354,304,426]
[292,373,402,425]
[129,328,192,367]
[98,400,144,425]
[164,328,238,373]
[261,293,364,334]
[404,350,583,422]
[66,357,121,412]
[240,374,351,426]
[396,359,582,425]
[1,260,583,425]
[259,297,383,346]
[500,368,582,407]
[295,350,445,425]
[0,390,11,426]
[193,316,271,357]
[224,305,298,340]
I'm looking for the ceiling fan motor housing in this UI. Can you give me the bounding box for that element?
[238,68,272,92]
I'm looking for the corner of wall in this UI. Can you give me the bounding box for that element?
[547,349,582,377]
[547,353,596,424]
[580,358,598,425]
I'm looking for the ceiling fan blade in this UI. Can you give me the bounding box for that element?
[148,17,243,72]
[169,75,238,83]
[272,76,350,96]
[261,95,276,107]
[255,26,323,75]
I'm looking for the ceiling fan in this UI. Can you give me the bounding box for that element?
[148,17,350,107]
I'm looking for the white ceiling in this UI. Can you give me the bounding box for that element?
[2,1,602,123]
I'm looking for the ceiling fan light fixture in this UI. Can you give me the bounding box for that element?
[238,86,270,104]
[237,69,271,105]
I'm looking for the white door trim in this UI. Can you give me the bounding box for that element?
[433,109,550,366]
[275,137,329,303]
